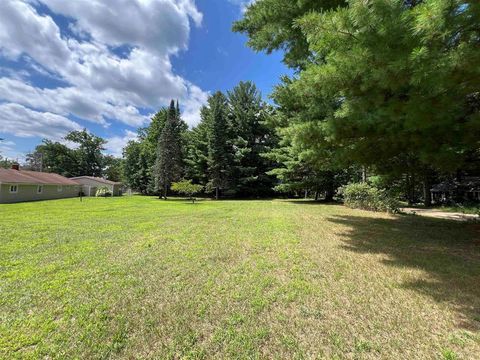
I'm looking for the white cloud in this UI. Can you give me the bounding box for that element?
[228,0,256,12]
[0,0,208,144]
[0,78,149,127]
[0,103,82,139]
[0,139,23,161]
[105,130,138,157]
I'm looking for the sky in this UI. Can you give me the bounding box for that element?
[0,0,290,160]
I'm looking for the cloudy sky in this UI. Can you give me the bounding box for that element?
[0,0,289,159]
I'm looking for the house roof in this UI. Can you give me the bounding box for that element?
[0,169,80,185]
[70,176,122,185]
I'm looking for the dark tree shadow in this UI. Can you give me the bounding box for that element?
[287,200,341,205]
[327,214,480,330]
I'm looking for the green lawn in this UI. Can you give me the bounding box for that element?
[1,197,479,359]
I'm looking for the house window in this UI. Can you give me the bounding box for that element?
[57,185,63,192]
[9,185,18,193]
[37,185,43,194]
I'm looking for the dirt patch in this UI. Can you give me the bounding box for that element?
[401,208,479,222]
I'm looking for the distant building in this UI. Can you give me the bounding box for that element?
[0,164,80,204]
[70,176,122,197]
[431,177,480,204]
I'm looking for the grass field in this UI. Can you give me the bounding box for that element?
[1,197,479,359]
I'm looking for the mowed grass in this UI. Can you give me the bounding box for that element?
[1,197,479,359]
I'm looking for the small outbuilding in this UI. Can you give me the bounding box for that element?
[70,176,122,197]
[0,165,81,204]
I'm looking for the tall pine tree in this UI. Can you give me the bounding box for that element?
[206,92,231,199]
[228,81,277,197]
[154,100,184,199]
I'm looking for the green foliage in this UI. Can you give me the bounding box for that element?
[233,0,346,69]
[123,141,151,194]
[237,0,480,206]
[0,155,15,169]
[182,81,277,199]
[171,180,204,203]
[342,183,399,213]
[65,129,106,177]
[154,100,186,199]
[103,156,124,182]
[227,81,278,197]
[26,140,77,176]
[206,92,231,199]
[25,130,117,178]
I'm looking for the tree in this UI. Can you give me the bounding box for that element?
[0,155,14,169]
[154,100,185,199]
[206,92,231,199]
[228,81,278,197]
[233,0,346,69]
[184,115,210,185]
[65,129,106,177]
[25,140,76,176]
[171,180,204,203]
[103,156,124,182]
[237,0,480,206]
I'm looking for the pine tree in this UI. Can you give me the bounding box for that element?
[154,100,184,199]
[228,81,277,197]
[206,92,231,199]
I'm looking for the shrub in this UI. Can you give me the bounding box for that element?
[342,183,399,213]
[171,180,204,203]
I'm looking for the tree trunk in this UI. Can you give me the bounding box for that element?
[163,184,168,200]
[304,190,308,199]
[406,173,415,205]
[314,191,319,201]
[423,176,431,207]
[362,166,367,183]
[325,190,334,202]
[215,187,219,200]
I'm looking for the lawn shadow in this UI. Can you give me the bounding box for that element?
[287,200,341,205]
[328,213,480,330]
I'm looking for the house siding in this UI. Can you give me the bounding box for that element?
[0,184,80,204]
[73,178,121,196]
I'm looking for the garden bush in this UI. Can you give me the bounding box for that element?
[342,183,399,213]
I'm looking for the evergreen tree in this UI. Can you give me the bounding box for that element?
[228,81,277,197]
[154,100,184,199]
[206,92,231,199]
[237,0,480,206]
[184,113,210,185]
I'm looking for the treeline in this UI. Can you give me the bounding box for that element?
[124,81,278,198]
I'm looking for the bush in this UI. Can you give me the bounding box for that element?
[342,183,399,213]
[171,180,203,203]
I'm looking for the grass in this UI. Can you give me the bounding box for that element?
[400,201,480,215]
[1,196,479,359]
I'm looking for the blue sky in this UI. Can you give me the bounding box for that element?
[0,0,290,160]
